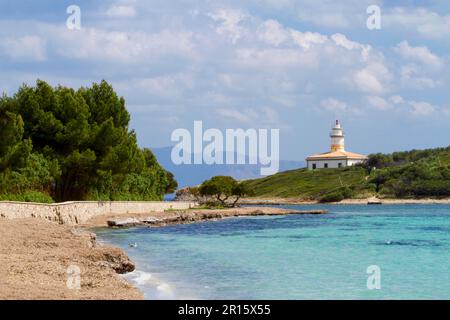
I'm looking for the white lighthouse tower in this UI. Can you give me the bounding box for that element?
[330,120,345,152]
[306,120,367,170]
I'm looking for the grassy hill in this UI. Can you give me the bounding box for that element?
[243,146,450,202]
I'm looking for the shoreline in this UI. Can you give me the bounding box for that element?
[0,205,326,299]
[239,197,450,205]
[2,199,448,299]
[83,206,328,228]
[0,218,143,300]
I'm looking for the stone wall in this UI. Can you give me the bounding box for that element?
[0,201,197,225]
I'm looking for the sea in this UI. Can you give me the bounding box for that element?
[94,204,450,299]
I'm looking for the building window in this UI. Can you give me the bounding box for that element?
[324,163,328,168]
[338,163,342,168]
[312,164,316,170]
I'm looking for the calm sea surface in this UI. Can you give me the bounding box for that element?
[94,204,450,299]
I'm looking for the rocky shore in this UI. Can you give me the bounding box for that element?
[0,218,143,300]
[84,207,328,228]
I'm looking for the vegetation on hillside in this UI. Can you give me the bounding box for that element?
[242,146,450,201]
[0,80,177,202]
[367,147,450,198]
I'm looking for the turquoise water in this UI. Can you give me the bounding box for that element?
[94,204,450,299]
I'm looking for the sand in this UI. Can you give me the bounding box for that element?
[0,218,143,300]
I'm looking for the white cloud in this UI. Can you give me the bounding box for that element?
[208,9,247,43]
[257,19,289,46]
[331,33,371,61]
[389,95,404,105]
[381,95,439,117]
[135,73,193,100]
[400,64,438,89]
[105,5,136,18]
[52,27,194,63]
[321,98,348,112]
[234,48,318,69]
[0,35,46,61]
[353,71,382,94]
[216,107,259,124]
[290,30,327,49]
[217,106,283,127]
[1,3,447,153]
[384,8,450,39]
[367,96,389,110]
[395,41,442,67]
[408,100,436,116]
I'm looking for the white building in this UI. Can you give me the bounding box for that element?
[306,120,367,170]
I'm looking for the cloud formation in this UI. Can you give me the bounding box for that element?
[0,0,448,159]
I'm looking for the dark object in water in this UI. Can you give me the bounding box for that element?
[367,198,382,205]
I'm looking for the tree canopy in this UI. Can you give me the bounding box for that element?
[199,176,253,207]
[0,80,176,202]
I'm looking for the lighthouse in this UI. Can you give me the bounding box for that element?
[330,120,345,152]
[306,120,367,170]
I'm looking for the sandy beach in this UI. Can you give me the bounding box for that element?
[0,218,143,300]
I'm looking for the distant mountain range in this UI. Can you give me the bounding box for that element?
[152,147,305,188]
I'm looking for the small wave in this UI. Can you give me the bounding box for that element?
[124,270,153,286]
[419,226,450,233]
[376,240,442,247]
[124,270,179,299]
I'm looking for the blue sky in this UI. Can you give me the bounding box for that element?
[0,0,449,160]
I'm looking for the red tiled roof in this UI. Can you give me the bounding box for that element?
[306,150,367,160]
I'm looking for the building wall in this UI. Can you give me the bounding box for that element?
[330,137,344,150]
[307,158,365,170]
[0,201,197,225]
[347,159,365,166]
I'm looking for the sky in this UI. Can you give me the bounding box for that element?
[0,0,449,160]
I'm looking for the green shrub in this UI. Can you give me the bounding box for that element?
[0,191,54,203]
[319,191,345,203]
[410,180,450,197]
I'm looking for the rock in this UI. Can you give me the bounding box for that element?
[367,197,382,205]
[141,217,162,224]
[107,218,140,227]
[102,251,136,274]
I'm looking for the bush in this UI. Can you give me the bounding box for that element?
[0,191,54,203]
[410,180,450,197]
[319,191,345,203]
[318,186,353,203]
